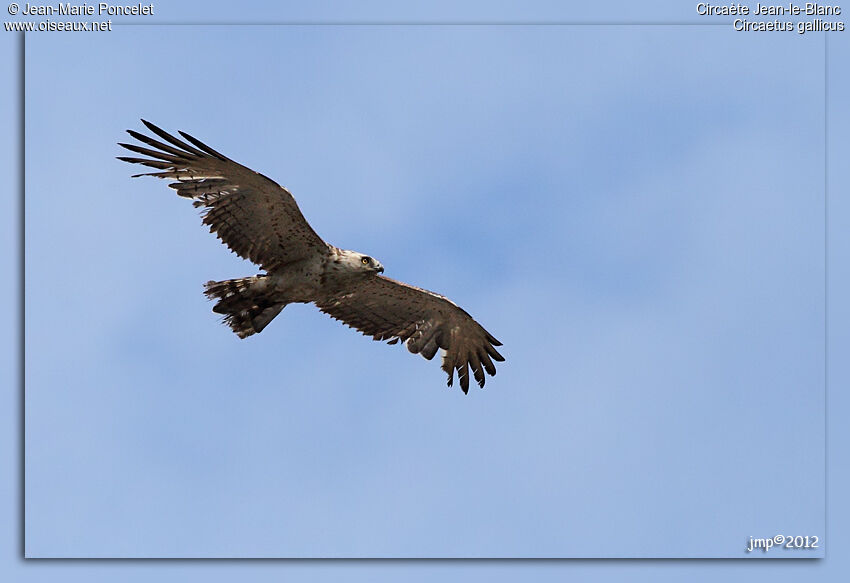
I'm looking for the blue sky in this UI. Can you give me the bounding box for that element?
[3,0,850,580]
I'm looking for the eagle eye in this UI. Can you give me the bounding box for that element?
[361,256,371,265]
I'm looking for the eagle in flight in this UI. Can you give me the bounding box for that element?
[118,121,504,393]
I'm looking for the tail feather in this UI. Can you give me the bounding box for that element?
[204,276,285,338]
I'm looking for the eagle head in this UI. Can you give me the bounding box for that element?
[333,249,384,275]
[359,254,384,274]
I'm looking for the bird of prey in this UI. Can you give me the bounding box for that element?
[118,120,504,393]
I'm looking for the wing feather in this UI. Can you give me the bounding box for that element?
[141,119,209,157]
[118,120,327,270]
[316,276,503,393]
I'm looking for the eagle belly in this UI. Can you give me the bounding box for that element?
[267,256,328,304]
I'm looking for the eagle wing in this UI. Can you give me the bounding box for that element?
[316,276,504,393]
[118,120,327,270]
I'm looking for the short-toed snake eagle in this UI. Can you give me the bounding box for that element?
[119,121,504,393]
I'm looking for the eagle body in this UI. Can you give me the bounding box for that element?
[119,121,504,392]
[206,246,383,337]
[253,246,382,303]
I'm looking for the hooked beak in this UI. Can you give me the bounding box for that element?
[376,266,385,274]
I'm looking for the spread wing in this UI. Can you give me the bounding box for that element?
[118,120,327,270]
[316,276,504,393]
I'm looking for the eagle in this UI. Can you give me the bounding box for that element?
[118,121,504,393]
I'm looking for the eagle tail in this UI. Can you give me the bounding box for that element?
[204,276,285,339]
